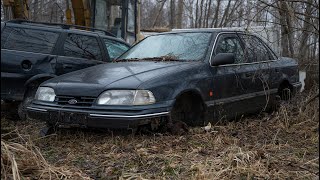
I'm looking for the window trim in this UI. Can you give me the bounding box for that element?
[209,32,278,67]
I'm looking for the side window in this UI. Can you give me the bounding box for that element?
[215,34,245,64]
[239,34,274,62]
[1,27,12,47]
[103,38,129,60]
[63,34,103,61]
[2,27,59,53]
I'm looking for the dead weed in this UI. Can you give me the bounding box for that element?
[1,89,319,179]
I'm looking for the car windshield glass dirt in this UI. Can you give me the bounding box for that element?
[119,32,212,61]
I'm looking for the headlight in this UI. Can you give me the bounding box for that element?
[97,90,156,105]
[34,87,56,102]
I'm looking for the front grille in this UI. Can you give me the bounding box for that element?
[55,96,96,106]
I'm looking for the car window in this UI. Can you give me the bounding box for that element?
[1,26,11,47]
[63,34,102,61]
[103,38,129,60]
[215,34,245,64]
[239,34,274,62]
[1,27,59,54]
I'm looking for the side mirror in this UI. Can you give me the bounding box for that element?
[211,53,235,66]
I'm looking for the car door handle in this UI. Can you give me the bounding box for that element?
[63,65,73,69]
[244,72,253,78]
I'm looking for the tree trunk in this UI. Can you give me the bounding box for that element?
[278,1,290,57]
[202,0,208,28]
[152,0,166,28]
[39,0,43,21]
[170,0,176,29]
[298,0,313,63]
[198,0,204,28]
[195,0,199,28]
[176,0,183,29]
[283,2,295,57]
[33,0,39,21]
[205,0,212,28]
[211,0,221,27]
[219,0,231,27]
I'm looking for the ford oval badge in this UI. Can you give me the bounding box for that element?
[68,99,78,105]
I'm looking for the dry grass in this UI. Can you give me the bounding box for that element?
[1,89,319,179]
[1,130,91,179]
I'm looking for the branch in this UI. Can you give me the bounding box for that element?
[302,90,319,111]
[258,0,319,20]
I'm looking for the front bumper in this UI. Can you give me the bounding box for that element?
[27,101,173,129]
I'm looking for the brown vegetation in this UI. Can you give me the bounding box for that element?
[1,89,319,179]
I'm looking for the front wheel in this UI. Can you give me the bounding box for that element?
[168,94,205,134]
[18,85,38,121]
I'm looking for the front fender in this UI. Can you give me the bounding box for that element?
[24,74,57,87]
[140,64,212,104]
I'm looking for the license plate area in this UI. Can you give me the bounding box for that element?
[58,111,88,126]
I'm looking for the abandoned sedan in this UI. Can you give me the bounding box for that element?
[27,30,301,131]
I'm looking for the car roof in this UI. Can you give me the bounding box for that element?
[3,20,117,37]
[149,28,252,36]
[3,21,130,46]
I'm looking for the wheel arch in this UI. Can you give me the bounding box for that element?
[24,74,56,87]
[278,79,294,93]
[173,89,207,110]
[278,79,294,100]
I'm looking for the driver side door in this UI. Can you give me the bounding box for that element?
[208,33,252,120]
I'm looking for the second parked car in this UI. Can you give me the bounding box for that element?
[27,29,301,132]
[1,20,130,120]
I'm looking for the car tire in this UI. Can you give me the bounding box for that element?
[280,87,292,101]
[18,84,38,121]
[170,94,205,127]
[268,85,293,113]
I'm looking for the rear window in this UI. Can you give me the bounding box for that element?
[1,27,59,54]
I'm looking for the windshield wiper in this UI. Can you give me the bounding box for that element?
[114,55,184,62]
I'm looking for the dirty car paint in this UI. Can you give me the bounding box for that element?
[27,30,302,129]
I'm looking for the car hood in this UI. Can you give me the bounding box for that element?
[46,61,196,97]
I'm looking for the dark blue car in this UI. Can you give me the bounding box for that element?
[27,29,301,132]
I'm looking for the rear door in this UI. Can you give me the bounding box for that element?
[55,33,105,75]
[1,25,60,100]
[238,34,277,111]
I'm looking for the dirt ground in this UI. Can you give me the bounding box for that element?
[1,90,319,180]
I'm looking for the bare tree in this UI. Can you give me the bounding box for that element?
[211,0,221,28]
[176,0,183,28]
[152,0,167,28]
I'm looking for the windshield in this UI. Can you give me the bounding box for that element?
[118,32,212,61]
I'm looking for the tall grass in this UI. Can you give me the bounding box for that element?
[1,88,318,179]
